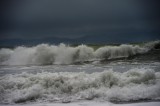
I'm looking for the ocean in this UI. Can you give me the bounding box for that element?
[0,41,160,106]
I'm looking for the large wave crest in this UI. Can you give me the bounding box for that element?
[0,41,159,65]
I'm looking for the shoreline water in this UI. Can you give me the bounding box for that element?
[1,101,160,106]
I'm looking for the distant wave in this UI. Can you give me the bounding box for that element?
[0,68,160,103]
[0,41,159,65]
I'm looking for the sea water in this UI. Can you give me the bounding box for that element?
[0,41,160,105]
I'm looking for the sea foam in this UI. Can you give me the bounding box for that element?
[0,41,159,65]
[0,68,160,103]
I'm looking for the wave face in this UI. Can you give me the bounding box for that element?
[0,68,160,103]
[0,41,159,65]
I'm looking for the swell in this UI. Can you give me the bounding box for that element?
[0,41,159,65]
[0,68,160,103]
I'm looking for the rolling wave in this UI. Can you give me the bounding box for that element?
[0,41,159,65]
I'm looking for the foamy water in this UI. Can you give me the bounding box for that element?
[0,41,159,65]
[0,68,160,104]
[0,41,160,105]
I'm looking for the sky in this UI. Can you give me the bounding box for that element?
[0,0,160,46]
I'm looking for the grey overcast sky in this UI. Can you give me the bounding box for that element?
[0,0,160,45]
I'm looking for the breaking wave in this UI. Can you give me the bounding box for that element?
[0,41,159,65]
[0,68,160,104]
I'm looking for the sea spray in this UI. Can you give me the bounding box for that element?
[0,41,159,65]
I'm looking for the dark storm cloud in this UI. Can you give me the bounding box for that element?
[0,0,160,45]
